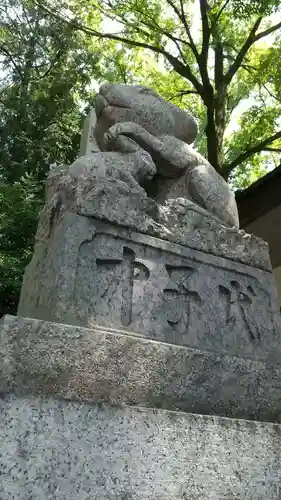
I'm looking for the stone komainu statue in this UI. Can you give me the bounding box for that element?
[47,83,239,235]
[94,83,239,228]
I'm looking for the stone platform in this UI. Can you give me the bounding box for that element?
[1,395,281,500]
[1,316,281,498]
[1,315,281,423]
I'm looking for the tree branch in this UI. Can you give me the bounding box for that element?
[0,45,22,79]
[199,0,210,60]
[261,83,281,103]
[212,0,231,25]
[263,147,281,153]
[198,0,212,91]
[170,0,201,64]
[223,54,258,73]
[166,0,211,89]
[103,1,192,54]
[37,50,62,79]
[169,89,199,99]
[215,42,223,91]
[178,0,199,56]
[224,130,281,174]
[225,18,281,85]
[172,39,188,65]
[241,63,281,105]
[254,20,281,43]
[164,0,187,32]
[177,89,199,95]
[34,1,204,94]
[224,16,262,84]
[167,89,199,101]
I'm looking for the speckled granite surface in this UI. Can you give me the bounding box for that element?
[1,394,281,500]
[1,315,281,423]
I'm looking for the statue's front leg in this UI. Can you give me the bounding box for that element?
[104,129,140,154]
[188,164,239,228]
[104,124,157,185]
[104,122,164,156]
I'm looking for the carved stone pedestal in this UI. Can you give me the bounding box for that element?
[1,316,281,499]
[18,214,281,362]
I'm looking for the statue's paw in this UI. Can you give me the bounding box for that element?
[164,197,196,214]
[104,123,129,146]
[137,150,157,181]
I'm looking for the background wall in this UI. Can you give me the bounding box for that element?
[273,266,281,307]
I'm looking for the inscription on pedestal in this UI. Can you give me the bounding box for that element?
[163,266,202,339]
[96,247,150,327]
[219,282,261,343]
[74,226,277,356]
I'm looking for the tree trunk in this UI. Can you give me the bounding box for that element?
[204,39,227,177]
[205,104,220,171]
[203,91,227,176]
[202,84,224,173]
[214,87,227,173]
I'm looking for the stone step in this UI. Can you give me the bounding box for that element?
[0,394,280,499]
[1,315,281,423]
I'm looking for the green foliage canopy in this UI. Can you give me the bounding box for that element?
[37,0,281,184]
[0,0,102,315]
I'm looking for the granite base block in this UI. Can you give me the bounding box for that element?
[1,315,281,423]
[1,394,281,500]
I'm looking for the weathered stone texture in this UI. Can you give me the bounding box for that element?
[41,162,271,269]
[79,107,100,156]
[1,394,281,500]
[18,216,280,360]
[157,197,271,270]
[1,315,281,422]
[94,82,198,147]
